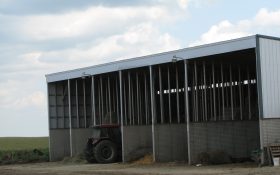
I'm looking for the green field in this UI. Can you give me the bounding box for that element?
[0,137,49,164]
[0,137,48,151]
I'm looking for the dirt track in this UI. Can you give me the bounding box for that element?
[0,162,280,175]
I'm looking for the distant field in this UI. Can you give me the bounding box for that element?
[0,137,48,151]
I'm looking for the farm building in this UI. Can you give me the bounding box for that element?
[46,35,280,164]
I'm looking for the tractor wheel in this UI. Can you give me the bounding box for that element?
[93,140,117,163]
[84,141,96,163]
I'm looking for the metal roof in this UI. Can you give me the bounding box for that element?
[46,35,257,83]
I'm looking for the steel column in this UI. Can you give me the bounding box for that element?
[75,80,79,128]
[221,64,225,120]
[144,72,148,124]
[212,63,217,120]
[238,67,243,120]
[176,64,180,123]
[83,79,86,127]
[136,72,140,124]
[230,64,234,120]
[167,66,172,123]
[92,76,96,126]
[159,66,164,123]
[108,76,112,123]
[149,66,156,162]
[119,71,125,162]
[67,79,73,157]
[184,60,191,164]
[247,68,251,120]
[203,62,207,121]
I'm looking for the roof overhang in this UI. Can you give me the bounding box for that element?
[46,35,257,83]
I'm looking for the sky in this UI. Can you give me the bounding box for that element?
[0,0,280,136]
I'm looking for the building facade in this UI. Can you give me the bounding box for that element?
[46,35,280,163]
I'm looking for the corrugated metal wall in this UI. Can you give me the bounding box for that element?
[259,37,280,118]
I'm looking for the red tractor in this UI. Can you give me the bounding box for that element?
[84,125,122,163]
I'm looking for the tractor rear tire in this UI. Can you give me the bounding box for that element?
[93,140,117,163]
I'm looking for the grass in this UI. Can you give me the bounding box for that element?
[0,137,49,164]
[0,137,48,151]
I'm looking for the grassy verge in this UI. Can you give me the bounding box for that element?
[0,137,49,165]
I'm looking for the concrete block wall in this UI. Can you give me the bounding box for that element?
[122,125,152,162]
[49,129,70,161]
[189,121,260,163]
[154,124,188,162]
[260,119,280,147]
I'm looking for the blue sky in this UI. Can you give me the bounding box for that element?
[0,0,280,136]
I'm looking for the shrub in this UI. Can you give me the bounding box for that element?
[0,148,49,165]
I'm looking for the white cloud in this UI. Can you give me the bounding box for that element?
[189,8,280,46]
[13,91,46,109]
[21,6,171,40]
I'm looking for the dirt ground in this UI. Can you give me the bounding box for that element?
[0,162,280,175]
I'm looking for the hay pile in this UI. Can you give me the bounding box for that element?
[132,154,153,165]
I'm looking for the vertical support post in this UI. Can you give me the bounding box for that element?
[167,66,172,123]
[116,77,120,124]
[123,77,127,125]
[136,72,140,124]
[159,66,164,124]
[176,64,180,123]
[144,73,149,125]
[149,66,156,162]
[75,80,79,128]
[119,71,125,162]
[92,76,96,126]
[68,79,73,157]
[221,63,225,120]
[212,63,217,120]
[128,72,132,125]
[238,67,243,120]
[83,79,86,128]
[247,68,251,120]
[230,64,234,120]
[108,76,112,123]
[194,62,199,121]
[184,60,191,164]
[100,76,104,125]
[203,62,207,121]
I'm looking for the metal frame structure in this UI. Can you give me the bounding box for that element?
[46,35,280,164]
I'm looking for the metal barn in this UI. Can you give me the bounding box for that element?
[46,35,280,164]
